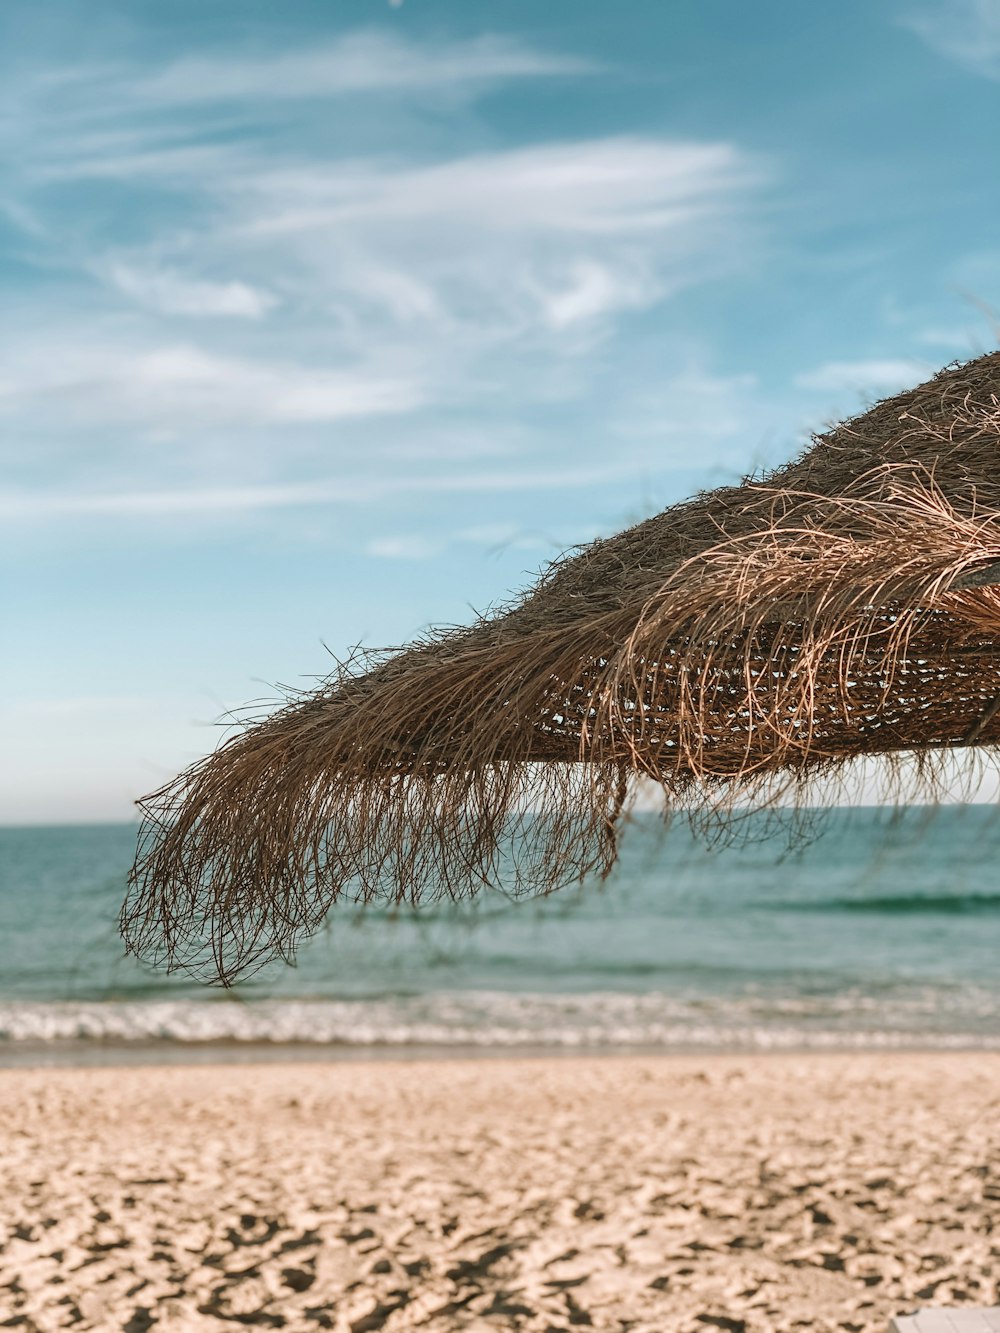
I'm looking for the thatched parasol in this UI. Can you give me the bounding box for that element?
[125,352,1000,984]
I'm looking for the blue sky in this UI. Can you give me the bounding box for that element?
[3,0,999,823]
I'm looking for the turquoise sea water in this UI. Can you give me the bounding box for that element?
[1,807,1000,1063]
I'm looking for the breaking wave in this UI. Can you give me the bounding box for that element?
[5,986,1000,1057]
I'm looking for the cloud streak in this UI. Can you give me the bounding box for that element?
[136,31,596,104]
[1,466,622,520]
[0,343,424,427]
[901,0,1000,79]
[102,263,277,319]
[793,358,930,394]
[241,138,753,237]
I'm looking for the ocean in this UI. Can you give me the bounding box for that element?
[2,806,1000,1065]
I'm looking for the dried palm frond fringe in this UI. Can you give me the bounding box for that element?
[124,352,1000,984]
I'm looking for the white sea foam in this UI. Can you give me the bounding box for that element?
[3,988,1000,1052]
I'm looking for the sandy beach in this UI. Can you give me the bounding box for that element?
[2,1052,999,1331]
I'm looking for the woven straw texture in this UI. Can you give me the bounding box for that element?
[125,353,1000,983]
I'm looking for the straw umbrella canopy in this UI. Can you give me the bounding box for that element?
[125,352,1000,984]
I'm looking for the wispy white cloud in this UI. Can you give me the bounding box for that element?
[1,126,766,492]
[0,342,423,427]
[913,325,984,351]
[538,261,648,330]
[0,27,770,532]
[1,465,621,520]
[113,31,595,109]
[241,138,753,237]
[793,358,930,394]
[40,136,760,343]
[454,523,556,550]
[365,522,557,561]
[366,534,442,560]
[221,137,762,345]
[2,32,595,196]
[900,0,1000,79]
[102,262,277,319]
[5,32,593,170]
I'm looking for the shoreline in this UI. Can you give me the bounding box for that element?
[4,1052,1000,1330]
[5,1033,1000,1069]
